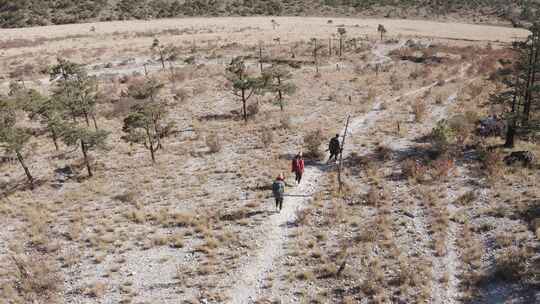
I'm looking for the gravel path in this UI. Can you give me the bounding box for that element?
[227,41,420,303]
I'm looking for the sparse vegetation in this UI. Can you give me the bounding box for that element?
[0,13,538,304]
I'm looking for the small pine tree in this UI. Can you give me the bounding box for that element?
[50,58,99,130]
[122,100,173,163]
[0,99,34,185]
[337,27,347,57]
[263,65,296,111]
[151,38,180,70]
[61,125,108,177]
[492,23,540,147]
[377,24,387,41]
[227,57,263,122]
[22,89,64,151]
[310,38,324,74]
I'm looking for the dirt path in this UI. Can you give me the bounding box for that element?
[227,40,469,303]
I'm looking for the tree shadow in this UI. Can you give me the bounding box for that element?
[0,178,47,197]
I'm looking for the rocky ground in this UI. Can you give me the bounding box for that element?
[0,17,538,304]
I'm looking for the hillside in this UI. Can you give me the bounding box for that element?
[1,0,539,28]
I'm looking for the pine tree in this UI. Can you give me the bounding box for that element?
[337,27,346,57]
[151,38,180,70]
[377,24,387,41]
[227,57,263,122]
[49,58,108,177]
[50,58,99,130]
[493,23,540,147]
[122,78,174,163]
[61,124,108,178]
[521,23,540,125]
[22,89,64,151]
[263,65,296,111]
[0,99,34,185]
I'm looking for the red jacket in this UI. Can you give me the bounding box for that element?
[292,158,305,173]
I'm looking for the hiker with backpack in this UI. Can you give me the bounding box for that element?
[272,173,286,212]
[291,152,305,185]
[327,134,341,163]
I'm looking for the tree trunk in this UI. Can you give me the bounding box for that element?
[339,36,343,57]
[338,116,351,193]
[242,89,248,122]
[51,128,59,151]
[159,50,166,70]
[259,44,264,74]
[81,140,92,177]
[504,123,516,148]
[329,38,332,56]
[16,150,34,186]
[522,38,538,124]
[92,114,99,130]
[84,112,90,127]
[153,119,162,149]
[277,76,283,111]
[505,73,521,148]
[145,127,156,164]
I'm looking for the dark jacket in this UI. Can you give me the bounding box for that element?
[272,178,285,198]
[329,137,340,154]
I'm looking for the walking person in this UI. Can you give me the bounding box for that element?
[291,152,305,185]
[272,173,285,212]
[327,134,341,163]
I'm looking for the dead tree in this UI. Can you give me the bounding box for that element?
[338,115,350,193]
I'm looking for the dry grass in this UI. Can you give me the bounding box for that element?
[412,100,427,123]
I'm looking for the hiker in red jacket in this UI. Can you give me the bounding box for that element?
[291,152,305,185]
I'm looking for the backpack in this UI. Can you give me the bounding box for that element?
[272,180,284,197]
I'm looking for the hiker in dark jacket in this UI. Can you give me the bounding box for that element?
[327,134,341,163]
[291,152,305,185]
[272,173,285,212]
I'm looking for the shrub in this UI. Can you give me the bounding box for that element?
[280,115,292,129]
[494,246,530,281]
[412,100,427,122]
[247,102,259,117]
[6,253,63,302]
[402,159,427,182]
[260,128,273,148]
[172,88,189,103]
[448,114,475,145]
[431,120,456,152]
[304,129,324,159]
[479,148,503,179]
[205,132,222,153]
[375,144,392,161]
[431,157,455,181]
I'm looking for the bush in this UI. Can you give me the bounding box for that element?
[260,128,273,148]
[402,159,427,182]
[448,114,475,145]
[431,120,456,151]
[304,129,324,159]
[205,132,222,153]
[280,115,292,129]
[247,102,259,117]
[479,148,503,179]
[494,246,530,281]
[412,100,427,122]
[6,253,63,302]
[431,157,454,180]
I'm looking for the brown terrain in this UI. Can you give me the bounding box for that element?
[0,17,538,304]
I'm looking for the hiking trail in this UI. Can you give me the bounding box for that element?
[228,41,470,303]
